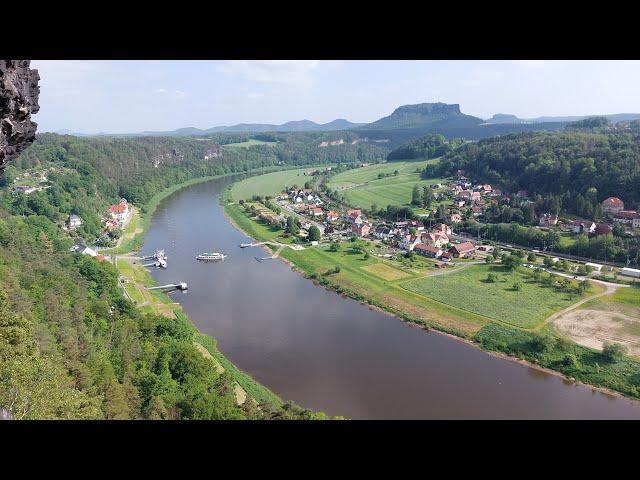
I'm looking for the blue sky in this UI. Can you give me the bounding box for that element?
[32,60,640,134]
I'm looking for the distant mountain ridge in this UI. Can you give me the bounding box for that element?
[483,112,640,125]
[136,118,364,137]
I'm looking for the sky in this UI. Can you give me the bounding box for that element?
[31,60,640,134]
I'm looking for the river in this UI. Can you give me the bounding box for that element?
[141,176,640,419]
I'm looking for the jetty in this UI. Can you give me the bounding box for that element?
[146,281,188,292]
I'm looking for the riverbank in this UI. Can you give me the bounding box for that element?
[107,170,315,410]
[221,189,640,403]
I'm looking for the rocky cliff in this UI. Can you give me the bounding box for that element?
[0,60,40,175]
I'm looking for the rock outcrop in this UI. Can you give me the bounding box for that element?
[0,60,40,175]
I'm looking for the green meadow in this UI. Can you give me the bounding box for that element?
[229,167,321,201]
[401,264,580,329]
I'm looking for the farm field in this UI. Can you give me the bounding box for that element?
[400,264,581,329]
[229,167,321,201]
[361,262,412,281]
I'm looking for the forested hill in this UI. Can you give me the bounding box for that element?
[433,128,640,212]
[1,133,361,419]
[386,134,464,161]
[354,102,567,146]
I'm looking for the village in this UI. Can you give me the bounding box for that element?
[243,168,640,280]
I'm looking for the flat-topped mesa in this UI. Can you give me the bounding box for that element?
[391,102,462,116]
[0,60,40,175]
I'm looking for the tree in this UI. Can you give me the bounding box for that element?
[308,225,321,242]
[527,252,536,262]
[486,273,497,283]
[422,186,434,208]
[286,216,300,235]
[411,184,422,206]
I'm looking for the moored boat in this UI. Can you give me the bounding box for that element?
[196,252,226,261]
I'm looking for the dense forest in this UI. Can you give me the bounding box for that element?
[387,134,464,161]
[432,127,640,212]
[0,133,350,419]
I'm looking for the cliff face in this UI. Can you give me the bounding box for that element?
[0,60,40,175]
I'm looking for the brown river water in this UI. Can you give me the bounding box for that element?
[142,176,640,419]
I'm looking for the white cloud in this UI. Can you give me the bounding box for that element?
[153,88,167,94]
[218,60,320,86]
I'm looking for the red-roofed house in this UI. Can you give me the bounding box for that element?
[308,206,324,217]
[414,243,443,258]
[449,241,476,258]
[421,232,449,248]
[594,223,613,236]
[108,199,129,224]
[326,211,339,222]
[432,223,452,236]
[351,222,371,237]
[613,210,640,228]
[450,213,462,223]
[602,197,624,214]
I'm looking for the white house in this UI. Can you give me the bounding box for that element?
[70,243,98,257]
[66,214,83,230]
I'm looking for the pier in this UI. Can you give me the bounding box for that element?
[146,281,188,292]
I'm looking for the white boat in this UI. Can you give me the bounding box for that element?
[196,252,226,261]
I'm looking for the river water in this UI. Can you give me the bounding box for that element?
[142,176,640,419]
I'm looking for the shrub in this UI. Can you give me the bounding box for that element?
[601,342,627,363]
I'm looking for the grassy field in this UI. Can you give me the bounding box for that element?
[229,167,321,201]
[222,139,278,149]
[401,264,581,329]
[361,262,411,281]
[326,159,449,210]
[327,159,436,189]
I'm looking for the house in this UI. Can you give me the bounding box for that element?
[440,251,453,262]
[516,190,529,199]
[458,190,472,200]
[347,212,363,225]
[471,206,483,217]
[414,243,443,258]
[539,213,558,227]
[373,225,392,240]
[326,211,340,222]
[481,184,492,193]
[450,213,462,224]
[471,191,482,202]
[66,214,83,230]
[602,197,625,214]
[308,206,324,217]
[594,223,613,236]
[571,220,596,234]
[612,210,640,228]
[432,223,452,236]
[398,234,420,251]
[351,222,371,237]
[108,199,130,224]
[421,232,449,248]
[477,245,494,253]
[453,200,466,208]
[449,241,475,258]
[70,243,98,257]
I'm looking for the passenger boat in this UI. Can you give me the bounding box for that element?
[196,252,226,261]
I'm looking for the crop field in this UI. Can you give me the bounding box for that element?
[229,167,318,201]
[361,262,411,281]
[400,264,580,329]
